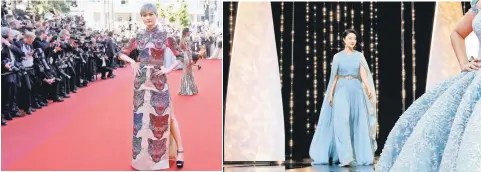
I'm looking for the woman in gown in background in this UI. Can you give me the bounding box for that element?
[117,3,185,170]
[208,41,223,60]
[310,29,377,167]
[178,28,199,96]
[376,1,481,171]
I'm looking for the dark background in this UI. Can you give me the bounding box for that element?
[224,1,471,161]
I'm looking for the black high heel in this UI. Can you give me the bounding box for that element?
[176,150,184,168]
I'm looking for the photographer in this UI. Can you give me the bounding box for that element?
[79,36,97,82]
[15,31,39,115]
[57,29,77,95]
[33,28,53,106]
[33,29,50,49]
[71,36,88,88]
[43,35,65,102]
[91,37,113,80]
[105,31,118,71]
[1,26,26,124]
[0,14,121,123]
[4,15,14,27]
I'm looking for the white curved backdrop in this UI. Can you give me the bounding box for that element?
[427,2,474,90]
[224,2,286,162]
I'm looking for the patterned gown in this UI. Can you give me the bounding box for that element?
[119,25,180,170]
[375,1,481,171]
[178,38,199,95]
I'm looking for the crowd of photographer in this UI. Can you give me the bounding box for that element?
[1,14,122,126]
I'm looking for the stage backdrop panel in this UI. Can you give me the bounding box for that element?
[427,2,464,90]
[224,2,286,162]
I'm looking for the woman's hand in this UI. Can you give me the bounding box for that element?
[329,94,333,106]
[461,57,481,72]
[130,62,141,76]
[153,67,172,76]
[367,90,373,100]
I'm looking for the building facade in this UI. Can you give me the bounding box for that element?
[69,0,222,31]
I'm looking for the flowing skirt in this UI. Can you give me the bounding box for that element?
[376,71,481,172]
[178,54,198,96]
[132,64,177,170]
[310,79,374,165]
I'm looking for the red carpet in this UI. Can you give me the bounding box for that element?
[1,59,222,171]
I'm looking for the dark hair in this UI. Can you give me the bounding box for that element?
[341,29,361,49]
[342,29,359,40]
[182,28,190,37]
[35,28,45,37]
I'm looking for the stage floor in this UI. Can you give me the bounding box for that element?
[224,165,375,172]
[224,157,379,172]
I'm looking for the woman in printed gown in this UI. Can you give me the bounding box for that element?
[178,28,199,96]
[117,3,185,170]
[376,1,481,171]
[309,29,377,167]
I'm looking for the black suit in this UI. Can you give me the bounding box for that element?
[45,45,69,97]
[42,59,62,101]
[14,39,37,112]
[105,37,116,68]
[1,41,25,118]
[93,43,113,79]
[32,38,54,104]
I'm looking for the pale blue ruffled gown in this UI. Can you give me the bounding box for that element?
[375,1,481,172]
[310,50,377,166]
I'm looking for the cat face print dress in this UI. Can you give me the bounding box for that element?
[119,25,181,170]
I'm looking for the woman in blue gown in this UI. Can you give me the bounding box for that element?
[310,29,378,167]
[376,1,481,172]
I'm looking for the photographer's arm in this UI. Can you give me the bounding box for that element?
[1,49,11,71]
[8,42,25,57]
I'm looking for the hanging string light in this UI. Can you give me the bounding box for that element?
[229,2,234,57]
[344,2,347,28]
[330,2,335,83]
[412,2,416,101]
[330,3,334,72]
[375,1,379,137]
[361,2,364,52]
[306,2,311,133]
[314,4,318,114]
[337,2,341,49]
[351,3,354,29]
[280,2,284,86]
[323,3,328,94]
[401,2,406,112]
[375,2,379,110]
[370,2,374,70]
[289,2,295,160]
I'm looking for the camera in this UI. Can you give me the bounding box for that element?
[9,64,20,72]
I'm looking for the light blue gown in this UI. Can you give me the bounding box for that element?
[375,1,481,172]
[310,50,378,166]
